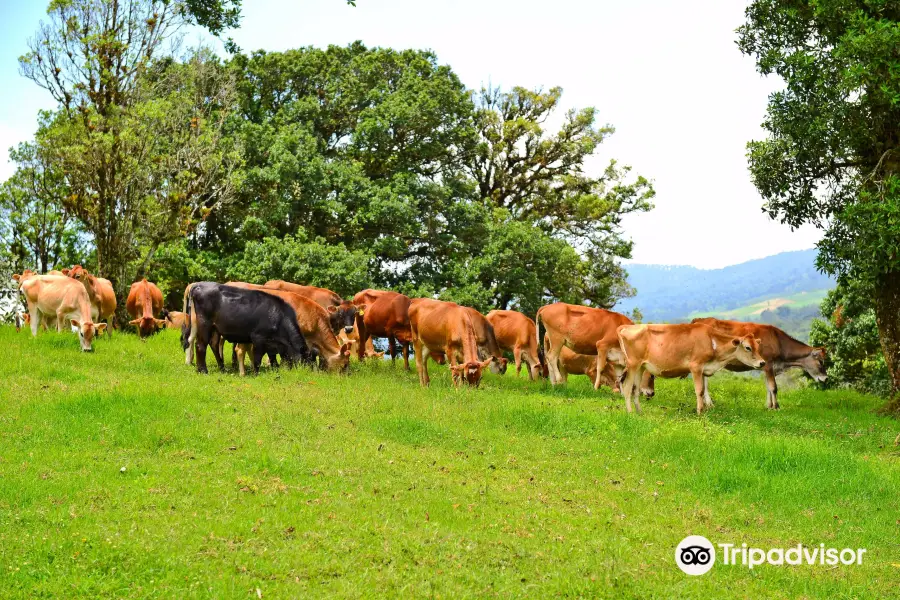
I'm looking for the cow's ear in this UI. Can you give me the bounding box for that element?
[755,338,762,345]
[96,323,108,332]
[327,305,338,313]
[480,356,494,369]
[12,274,20,282]
[129,318,141,325]
[449,364,464,374]
[357,306,366,317]
[70,319,81,329]
[62,268,70,275]
[731,338,740,346]
[340,342,352,356]
[154,318,167,327]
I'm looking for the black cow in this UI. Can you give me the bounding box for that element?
[183,282,310,374]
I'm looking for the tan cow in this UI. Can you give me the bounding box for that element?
[409,298,492,387]
[19,275,107,351]
[536,302,641,391]
[164,310,188,329]
[691,317,827,409]
[465,307,509,375]
[67,265,116,336]
[485,309,544,379]
[617,323,766,414]
[225,282,351,373]
[126,279,166,338]
[264,280,358,335]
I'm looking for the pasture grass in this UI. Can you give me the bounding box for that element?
[0,326,898,598]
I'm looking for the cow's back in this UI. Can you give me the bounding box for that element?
[486,310,535,348]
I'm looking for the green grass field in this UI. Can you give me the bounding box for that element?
[1,326,898,598]
[687,289,832,320]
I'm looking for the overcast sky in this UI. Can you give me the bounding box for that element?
[0,0,822,268]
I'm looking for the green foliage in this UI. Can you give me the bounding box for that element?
[810,279,889,396]
[228,232,374,299]
[738,1,900,400]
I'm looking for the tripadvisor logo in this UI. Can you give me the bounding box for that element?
[675,536,866,575]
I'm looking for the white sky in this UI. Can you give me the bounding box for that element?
[0,0,822,268]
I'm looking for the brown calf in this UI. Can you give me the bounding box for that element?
[617,323,766,414]
[485,309,544,379]
[409,298,492,387]
[67,265,116,336]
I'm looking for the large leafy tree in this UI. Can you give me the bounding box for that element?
[19,1,239,302]
[466,86,654,309]
[738,1,900,408]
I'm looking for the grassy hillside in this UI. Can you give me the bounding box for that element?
[687,289,830,321]
[1,327,898,598]
[618,249,834,323]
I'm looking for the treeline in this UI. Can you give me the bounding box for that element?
[0,0,653,321]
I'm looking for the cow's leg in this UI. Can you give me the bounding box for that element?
[211,335,225,372]
[28,305,40,337]
[387,335,397,366]
[692,368,706,415]
[413,339,429,386]
[544,335,564,385]
[401,341,411,370]
[251,345,265,375]
[356,320,369,362]
[267,350,279,369]
[702,376,713,408]
[235,344,247,376]
[640,372,655,397]
[765,366,779,409]
[56,310,67,333]
[593,341,615,390]
[195,327,210,375]
[621,367,637,413]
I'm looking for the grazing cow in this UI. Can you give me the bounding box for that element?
[409,298,493,387]
[67,265,116,336]
[543,335,617,387]
[164,310,188,329]
[183,282,310,374]
[486,309,544,379]
[225,282,352,373]
[264,280,358,335]
[691,317,828,409]
[464,307,508,374]
[536,303,655,396]
[617,323,766,414]
[352,289,414,369]
[126,279,165,338]
[19,275,107,351]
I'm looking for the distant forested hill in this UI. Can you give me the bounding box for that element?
[616,250,834,329]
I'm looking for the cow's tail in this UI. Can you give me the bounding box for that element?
[534,307,544,360]
[183,283,197,365]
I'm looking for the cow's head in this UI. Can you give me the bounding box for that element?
[130,316,166,338]
[67,264,91,284]
[71,319,107,351]
[801,347,828,382]
[489,356,509,375]
[326,342,353,373]
[12,269,37,286]
[450,357,493,387]
[731,335,766,369]
[328,301,359,335]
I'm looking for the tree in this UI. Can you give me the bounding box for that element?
[737,2,900,409]
[809,278,889,397]
[0,142,83,273]
[466,86,654,308]
[20,1,238,303]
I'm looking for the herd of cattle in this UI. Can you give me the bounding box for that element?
[11,266,829,414]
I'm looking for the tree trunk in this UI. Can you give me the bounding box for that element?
[873,270,900,414]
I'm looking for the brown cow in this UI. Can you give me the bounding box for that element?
[617,323,766,414]
[67,265,116,336]
[352,289,413,369]
[542,335,617,386]
[536,302,654,395]
[264,280,358,335]
[485,310,544,380]
[409,298,493,387]
[691,317,827,409]
[465,307,509,375]
[226,282,351,373]
[126,279,166,338]
[19,275,106,350]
